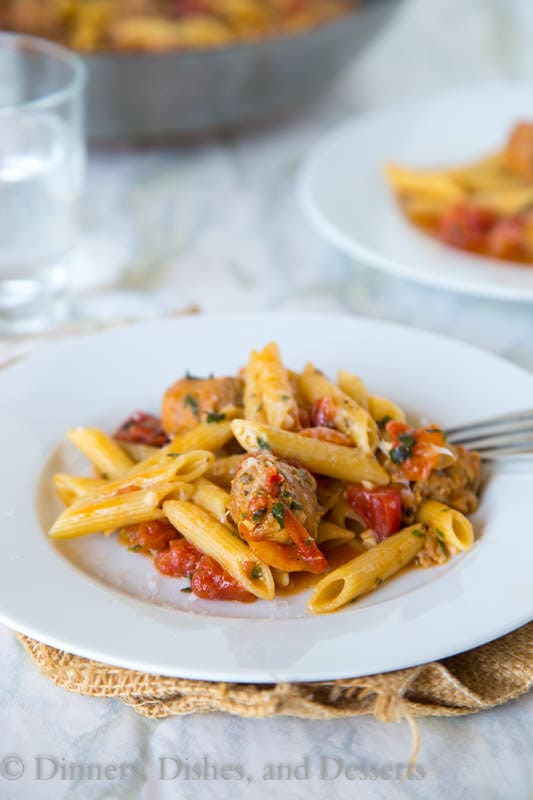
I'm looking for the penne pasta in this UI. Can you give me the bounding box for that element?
[317,521,358,547]
[244,350,267,423]
[128,448,215,482]
[192,478,230,525]
[299,363,378,453]
[337,369,370,409]
[163,500,275,600]
[255,342,299,431]
[48,484,175,539]
[205,454,243,489]
[417,500,474,553]
[368,396,407,425]
[385,163,465,204]
[231,419,389,485]
[308,524,426,614]
[53,474,106,505]
[67,427,135,479]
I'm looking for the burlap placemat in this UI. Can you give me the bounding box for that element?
[16,623,532,722]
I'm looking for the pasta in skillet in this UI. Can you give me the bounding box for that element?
[48,342,482,612]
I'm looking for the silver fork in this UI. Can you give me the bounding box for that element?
[447,408,533,460]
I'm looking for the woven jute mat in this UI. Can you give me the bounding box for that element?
[16,623,532,722]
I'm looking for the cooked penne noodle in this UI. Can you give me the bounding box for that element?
[308,524,427,614]
[244,350,267,423]
[53,474,106,505]
[317,521,357,547]
[67,427,135,479]
[368,396,407,424]
[119,442,160,463]
[385,163,465,204]
[299,363,378,453]
[327,497,352,528]
[231,419,389,485]
[255,342,299,431]
[205,454,243,488]
[417,500,474,553]
[48,485,174,539]
[192,478,230,524]
[167,421,235,456]
[337,369,370,409]
[128,448,214,482]
[163,500,275,600]
[272,568,290,588]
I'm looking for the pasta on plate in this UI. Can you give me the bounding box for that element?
[48,343,482,613]
[385,121,533,265]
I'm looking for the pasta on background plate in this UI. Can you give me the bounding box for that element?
[48,342,482,613]
[386,121,533,265]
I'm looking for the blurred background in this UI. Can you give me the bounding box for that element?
[1,0,533,335]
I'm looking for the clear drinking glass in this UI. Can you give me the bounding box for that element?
[0,33,86,334]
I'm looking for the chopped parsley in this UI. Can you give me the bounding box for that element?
[184,394,200,417]
[436,529,446,540]
[280,394,290,401]
[390,432,416,465]
[290,500,303,511]
[167,452,182,458]
[250,564,263,580]
[101,472,109,480]
[375,577,383,587]
[206,411,226,423]
[438,539,448,555]
[129,545,142,552]
[411,529,425,538]
[185,371,214,380]
[378,415,392,430]
[271,502,286,530]
[252,508,267,522]
[425,427,446,439]
[180,586,193,593]
[256,436,271,450]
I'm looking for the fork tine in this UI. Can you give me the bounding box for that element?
[479,444,533,460]
[451,428,533,448]
[447,409,533,443]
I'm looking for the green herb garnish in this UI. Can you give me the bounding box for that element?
[436,529,446,540]
[129,545,142,552]
[438,539,448,555]
[250,564,263,580]
[378,415,392,430]
[411,529,425,538]
[206,411,226,423]
[252,508,267,522]
[167,452,182,458]
[101,472,109,480]
[290,500,303,511]
[375,577,383,587]
[184,394,200,417]
[271,502,285,529]
[256,436,271,450]
[181,586,193,593]
[280,394,290,401]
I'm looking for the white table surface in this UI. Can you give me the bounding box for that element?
[1,1,532,797]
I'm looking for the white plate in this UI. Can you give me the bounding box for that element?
[301,81,533,302]
[1,313,532,681]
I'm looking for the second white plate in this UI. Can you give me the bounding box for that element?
[301,80,533,302]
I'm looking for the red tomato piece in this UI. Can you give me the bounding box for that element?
[310,396,337,428]
[191,556,255,602]
[487,216,527,261]
[155,539,203,577]
[438,204,498,251]
[346,484,402,541]
[114,411,169,447]
[126,519,179,551]
[386,421,447,482]
[283,507,327,574]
